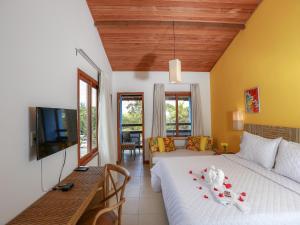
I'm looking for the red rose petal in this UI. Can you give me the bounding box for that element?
[204,168,208,172]
[238,196,244,202]
[213,188,218,191]
[204,195,208,199]
[198,186,202,190]
[201,175,205,180]
[224,183,232,189]
[193,178,197,181]
[219,193,224,198]
[241,192,247,197]
[225,176,229,180]
[189,170,192,174]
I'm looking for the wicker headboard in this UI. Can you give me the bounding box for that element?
[244,124,300,143]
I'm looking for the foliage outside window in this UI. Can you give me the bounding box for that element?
[165,92,191,137]
[78,69,98,165]
[121,98,142,132]
[119,95,143,149]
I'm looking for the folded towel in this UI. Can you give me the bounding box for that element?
[201,166,250,213]
[203,165,224,188]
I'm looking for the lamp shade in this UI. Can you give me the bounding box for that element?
[233,111,244,131]
[169,59,181,83]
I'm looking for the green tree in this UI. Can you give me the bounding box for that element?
[91,106,97,147]
[80,103,88,134]
[80,104,97,147]
[166,100,191,131]
[122,100,142,131]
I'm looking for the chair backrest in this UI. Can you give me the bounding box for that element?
[122,132,131,143]
[130,132,141,144]
[104,164,131,224]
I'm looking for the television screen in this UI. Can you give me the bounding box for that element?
[36,107,77,160]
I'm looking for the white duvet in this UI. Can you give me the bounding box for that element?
[151,155,300,225]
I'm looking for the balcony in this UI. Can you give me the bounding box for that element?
[121,123,191,140]
[121,124,143,148]
[166,122,191,137]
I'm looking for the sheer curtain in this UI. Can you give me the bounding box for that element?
[98,73,116,165]
[152,84,166,137]
[191,83,204,136]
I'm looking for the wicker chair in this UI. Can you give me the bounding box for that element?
[121,132,137,160]
[77,164,131,225]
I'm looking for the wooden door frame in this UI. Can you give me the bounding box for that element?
[117,92,145,163]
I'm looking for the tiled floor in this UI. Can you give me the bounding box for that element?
[120,150,169,225]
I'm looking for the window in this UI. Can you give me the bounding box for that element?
[165,92,191,137]
[77,69,98,165]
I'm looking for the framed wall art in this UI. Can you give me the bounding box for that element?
[245,87,260,113]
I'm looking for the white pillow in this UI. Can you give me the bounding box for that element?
[238,132,282,169]
[274,140,300,183]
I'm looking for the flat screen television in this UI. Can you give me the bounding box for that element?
[36,107,77,160]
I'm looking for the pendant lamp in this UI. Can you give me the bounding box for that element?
[169,21,182,83]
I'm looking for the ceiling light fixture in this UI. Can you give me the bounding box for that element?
[169,21,182,84]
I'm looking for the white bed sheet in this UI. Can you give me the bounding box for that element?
[152,149,215,164]
[151,154,300,225]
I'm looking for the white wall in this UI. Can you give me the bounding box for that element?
[0,0,112,224]
[112,71,211,160]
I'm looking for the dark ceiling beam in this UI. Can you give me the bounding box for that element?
[95,20,245,30]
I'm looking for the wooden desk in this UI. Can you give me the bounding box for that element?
[7,167,105,225]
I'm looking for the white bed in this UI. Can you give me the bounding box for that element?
[151,149,215,165]
[151,154,300,225]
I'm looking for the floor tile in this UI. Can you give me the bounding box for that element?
[128,176,141,185]
[140,177,151,187]
[120,151,169,224]
[122,214,138,225]
[138,213,169,225]
[125,186,140,198]
[138,197,165,214]
[123,197,139,214]
[139,186,162,199]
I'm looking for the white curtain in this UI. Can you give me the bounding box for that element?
[191,83,204,136]
[98,73,116,165]
[152,84,166,137]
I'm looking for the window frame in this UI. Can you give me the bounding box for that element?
[77,69,99,166]
[165,91,191,137]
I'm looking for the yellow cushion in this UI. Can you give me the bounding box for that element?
[207,137,213,150]
[186,136,201,151]
[199,136,208,151]
[186,136,213,151]
[148,138,159,152]
[157,137,165,152]
[163,137,175,152]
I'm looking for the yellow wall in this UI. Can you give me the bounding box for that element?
[211,0,300,151]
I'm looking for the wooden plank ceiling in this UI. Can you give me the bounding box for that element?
[87,0,261,71]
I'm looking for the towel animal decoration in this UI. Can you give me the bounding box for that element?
[199,165,250,213]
